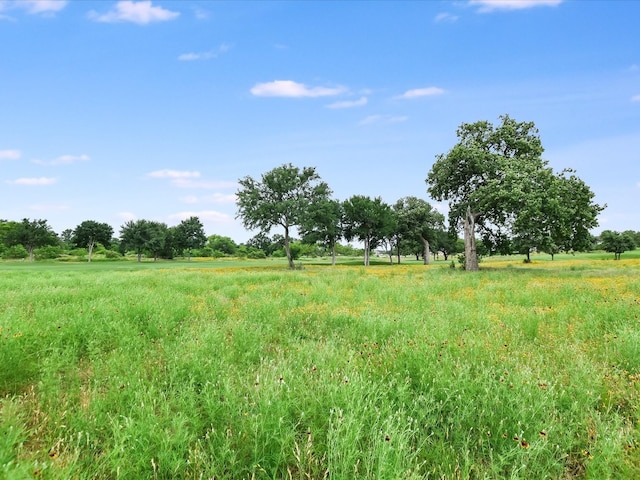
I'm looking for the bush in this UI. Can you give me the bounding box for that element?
[247,249,266,259]
[104,250,122,259]
[34,245,63,260]
[2,245,28,260]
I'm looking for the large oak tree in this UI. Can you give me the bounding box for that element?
[427,115,603,270]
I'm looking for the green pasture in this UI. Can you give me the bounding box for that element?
[1,254,639,478]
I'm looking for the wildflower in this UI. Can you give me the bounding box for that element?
[520,440,530,449]
[539,430,547,439]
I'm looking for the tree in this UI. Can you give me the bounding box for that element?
[427,115,603,269]
[120,219,167,262]
[236,163,331,269]
[394,197,444,265]
[207,235,238,256]
[6,218,58,262]
[174,216,206,261]
[600,230,636,260]
[300,198,343,265]
[72,220,114,262]
[342,195,395,266]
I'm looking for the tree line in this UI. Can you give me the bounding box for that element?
[1,116,636,267]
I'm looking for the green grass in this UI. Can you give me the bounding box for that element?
[1,253,640,478]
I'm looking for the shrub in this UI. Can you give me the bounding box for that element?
[2,245,28,259]
[34,245,63,260]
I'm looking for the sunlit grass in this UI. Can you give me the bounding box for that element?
[1,255,639,478]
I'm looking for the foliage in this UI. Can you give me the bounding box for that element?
[427,115,603,269]
[393,196,444,265]
[174,216,207,261]
[600,230,636,260]
[72,220,114,263]
[34,245,63,260]
[4,218,59,262]
[236,163,331,268]
[1,244,28,259]
[342,195,396,266]
[300,198,343,265]
[206,234,238,255]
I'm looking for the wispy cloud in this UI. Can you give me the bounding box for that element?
[147,169,201,179]
[31,203,69,212]
[0,149,21,160]
[169,210,233,223]
[250,80,346,98]
[180,193,237,204]
[172,179,237,189]
[1,0,67,15]
[397,87,445,99]
[358,115,408,126]
[326,97,368,109]
[434,12,459,23]
[89,1,179,25]
[32,154,90,166]
[470,0,563,13]
[117,212,137,222]
[178,43,231,61]
[7,177,57,186]
[632,94,640,102]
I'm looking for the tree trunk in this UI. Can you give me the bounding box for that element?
[28,246,34,262]
[87,240,94,263]
[421,236,430,265]
[331,240,336,266]
[396,243,401,264]
[137,252,142,262]
[464,206,479,271]
[364,237,370,266]
[284,226,295,269]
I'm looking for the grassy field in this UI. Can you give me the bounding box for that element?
[1,253,639,479]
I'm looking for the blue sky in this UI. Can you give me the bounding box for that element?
[1,0,639,243]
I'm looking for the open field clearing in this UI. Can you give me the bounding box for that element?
[1,254,640,479]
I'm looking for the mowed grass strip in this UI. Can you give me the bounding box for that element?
[1,258,639,479]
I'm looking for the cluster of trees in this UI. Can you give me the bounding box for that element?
[236,164,450,268]
[2,116,634,268]
[236,116,609,270]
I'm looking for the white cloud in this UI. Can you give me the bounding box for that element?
[172,178,237,189]
[168,210,233,224]
[358,115,408,126]
[117,212,137,222]
[147,169,201,179]
[178,43,231,61]
[7,177,57,186]
[397,87,445,99]
[631,95,640,102]
[89,1,179,25]
[33,154,90,166]
[31,203,69,212]
[434,12,459,22]
[470,0,563,13]
[0,149,21,160]
[1,0,67,15]
[250,80,346,98]
[326,97,368,109]
[180,193,237,204]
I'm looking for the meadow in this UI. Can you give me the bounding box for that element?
[1,253,639,479]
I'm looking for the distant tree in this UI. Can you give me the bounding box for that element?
[207,234,238,256]
[236,163,331,269]
[72,220,114,262]
[600,230,636,260]
[174,216,206,261]
[245,233,273,255]
[300,198,343,265]
[394,196,444,265]
[342,195,395,266]
[146,222,171,261]
[60,229,74,249]
[120,219,155,262]
[435,229,460,261]
[6,218,58,262]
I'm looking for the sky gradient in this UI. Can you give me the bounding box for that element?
[1,0,639,242]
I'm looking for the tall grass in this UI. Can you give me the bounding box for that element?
[1,255,639,478]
